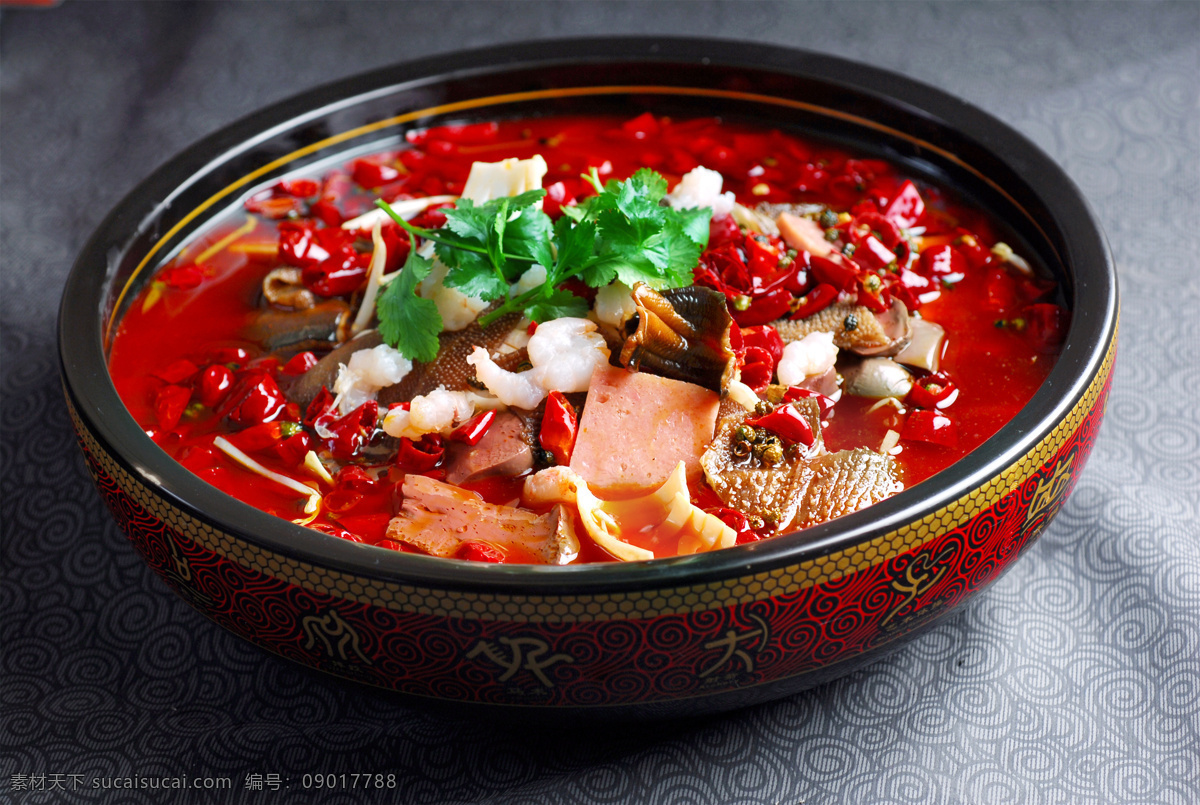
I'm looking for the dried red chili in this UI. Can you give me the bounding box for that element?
[539,392,578,465]
[789,283,838,320]
[906,372,958,410]
[901,410,958,447]
[396,434,445,474]
[745,403,815,447]
[456,541,505,563]
[449,410,497,446]
[153,384,192,431]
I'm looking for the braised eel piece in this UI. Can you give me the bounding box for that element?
[620,283,737,393]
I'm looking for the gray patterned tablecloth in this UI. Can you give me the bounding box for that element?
[2,2,1198,803]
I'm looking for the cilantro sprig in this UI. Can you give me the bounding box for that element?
[375,167,710,360]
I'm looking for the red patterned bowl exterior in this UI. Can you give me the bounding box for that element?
[66,334,1113,715]
[61,43,1118,717]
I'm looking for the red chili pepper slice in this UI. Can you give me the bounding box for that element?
[302,249,370,298]
[396,434,445,474]
[281,351,318,376]
[449,410,497,446]
[159,265,206,290]
[906,372,958,410]
[883,180,925,229]
[738,346,775,392]
[278,179,319,198]
[780,386,837,417]
[304,387,337,428]
[153,384,192,431]
[334,464,376,493]
[739,325,783,365]
[789,283,838,320]
[745,403,815,447]
[708,213,742,250]
[920,244,967,283]
[732,287,793,327]
[311,522,364,543]
[456,541,506,563]
[325,400,378,460]
[196,365,234,407]
[323,489,363,514]
[539,391,578,465]
[810,255,859,292]
[705,507,761,545]
[273,431,311,467]
[229,421,284,453]
[152,359,199,385]
[901,410,958,447]
[222,373,288,427]
[351,159,401,189]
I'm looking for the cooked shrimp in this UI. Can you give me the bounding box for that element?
[382,388,477,440]
[332,343,412,415]
[466,317,611,408]
[777,331,839,385]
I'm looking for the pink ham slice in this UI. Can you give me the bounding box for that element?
[777,212,834,258]
[568,364,720,494]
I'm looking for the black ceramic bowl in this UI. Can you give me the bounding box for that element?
[59,38,1116,718]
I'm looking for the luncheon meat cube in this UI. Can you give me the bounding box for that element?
[569,365,720,494]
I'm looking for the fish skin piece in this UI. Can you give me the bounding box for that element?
[699,398,824,532]
[378,311,522,406]
[791,448,902,529]
[772,302,892,354]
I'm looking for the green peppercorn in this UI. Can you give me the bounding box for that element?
[748,515,766,530]
[842,243,857,257]
[825,228,840,243]
[819,209,839,228]
[761,443,784,466]
[732,440,752,459]
[844,313,859,332]
[754,401,771,417]
[735,424,756,443]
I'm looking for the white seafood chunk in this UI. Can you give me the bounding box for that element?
[381,388,477,440]
[666,166,734,218]
[592,281,637,329]
[332,343,412,415]
[418,260,490,332]
[526,318,611,394]
[466,317,611,408]
[461,155,548,203]
[777,332,839,386]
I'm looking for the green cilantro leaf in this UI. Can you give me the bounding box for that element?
[526,288,590,323]
[375,250,442,363]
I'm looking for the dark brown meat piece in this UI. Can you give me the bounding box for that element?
[243,299,350,352]
[443,411,534,485]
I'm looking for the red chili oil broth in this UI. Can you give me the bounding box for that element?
[108,114,1059,562]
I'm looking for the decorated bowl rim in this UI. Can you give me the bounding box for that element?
[59,36,1117,595]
